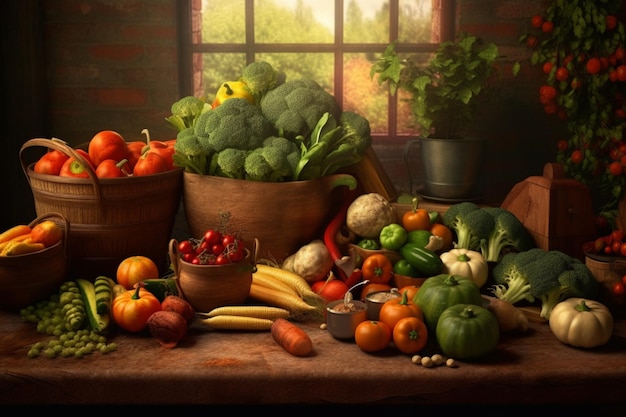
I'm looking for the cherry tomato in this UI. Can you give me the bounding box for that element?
[612,282,625,297]
[531,15,543,28]
[611,230,624,242]
[392,316,428,354]
[570,149,584,164]
[620,243,626,257]
[182,252,196,263]
[612,240,623,255]
[203,229,222,246]
[586,58,602,75]
[354,320,392,353]
[222,233,237,247]
[555,67,569,81]
[609,161,624,177]
[215,253,230,265]
[178,239,194,255]
[211,243,225,256]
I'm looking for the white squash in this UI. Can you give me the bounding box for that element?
[549,297,614,348]
[439,248,488,288]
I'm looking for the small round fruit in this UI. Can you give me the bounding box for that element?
[116,255,160,290]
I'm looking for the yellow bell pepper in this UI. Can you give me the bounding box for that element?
[212,81,255,107]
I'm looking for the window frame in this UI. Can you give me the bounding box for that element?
[177,0,457,142]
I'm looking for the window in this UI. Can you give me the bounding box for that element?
[178,0,455,143]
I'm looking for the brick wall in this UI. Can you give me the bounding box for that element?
[42,0,180,146]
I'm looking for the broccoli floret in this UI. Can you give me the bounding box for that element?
[242,137,297,182]
[480,207,536,262]
[442,202,482,249]
[491,251,536,305]
[172,127,210,174]
[491,248,601,320]
[214,148,249,179]
[259,79,342,140]
[244,148,274,182]
[165,96,211,131]
[462,207,495,252]
[240,61,286,103]
[194,98,275,153]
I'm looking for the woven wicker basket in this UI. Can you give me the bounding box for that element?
[20,138,183,280]
[0,213,69,311]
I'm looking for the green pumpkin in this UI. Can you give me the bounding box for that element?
[413,273,483,333]
[436,303,500,360]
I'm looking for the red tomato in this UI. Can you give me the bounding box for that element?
[612,282,625,297]
[95,158,131,178]
[392,316,428,354]
[221,233,237,248]
[541,21,554,33]
[215,253,230,265]
[378,292,423,331]
[611,230,624,242]
[211,243,225,256]
[570,149,584,164]
[620,243,626,257]
[531,15,543,28]
[557,140,568,152]
[361,254,393,284]
[586,58,602,75]
[555,67,569,81]
[608,161,624,177]
[312,279,349,302]
[203,229,222,246]
[612,240,622,255]
[354,320,392,353]
[33,150,69,175]
[617,65,626,82]
[542,61,554,75]
[606,15,617,30]
[178,240,194,255]
[88,130,129,167]
[133,150,170,176]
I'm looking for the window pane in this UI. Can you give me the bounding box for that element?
[344,0,389,44]
[201,53,247,98]
[201,0,245,43]
[255,0,334,43]
[399,0,434,43]
[343,53,387,133]
[256,53,334,92]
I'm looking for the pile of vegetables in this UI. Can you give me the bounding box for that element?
[166,61,372,181]
[442,202,536,262]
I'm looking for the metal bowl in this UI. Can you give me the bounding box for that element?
[325,299,367,340]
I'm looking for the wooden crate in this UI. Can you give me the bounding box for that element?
[500,162,595,260]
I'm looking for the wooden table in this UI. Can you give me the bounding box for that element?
[1,307,625,410]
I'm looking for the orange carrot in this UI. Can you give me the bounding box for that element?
[0,225,31,244]
[271,318,313,357]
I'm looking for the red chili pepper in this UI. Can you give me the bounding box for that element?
[323,187,358,281]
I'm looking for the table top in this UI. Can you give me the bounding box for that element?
[1,306,626,409]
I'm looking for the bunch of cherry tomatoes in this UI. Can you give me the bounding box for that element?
[584,228,626,298]
[177,229,247,266]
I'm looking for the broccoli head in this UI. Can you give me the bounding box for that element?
[480,207,536,262]
[240,61,286,103]
[194,98,275,153]
[242,136,299,182]
[259,79,342,140]
[491,248,601,320]
[442,201,482,249]
[165,96,211,131]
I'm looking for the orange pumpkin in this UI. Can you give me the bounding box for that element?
[116,255,160,290]
[111,284,162,333]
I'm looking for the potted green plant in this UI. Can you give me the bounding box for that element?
[371,32,499,200]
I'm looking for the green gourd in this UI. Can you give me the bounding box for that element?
[436,303,500,360]
[413,273,482,333]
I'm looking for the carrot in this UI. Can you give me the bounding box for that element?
[0,225,31,244]
[0,233,32,252]
[271,318,313,357]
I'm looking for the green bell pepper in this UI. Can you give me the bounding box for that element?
[379,223,407,251]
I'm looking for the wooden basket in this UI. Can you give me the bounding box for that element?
[182,172,356,262]
[0,213,69,311]
[20,138,183,279]
[169,238,258,312]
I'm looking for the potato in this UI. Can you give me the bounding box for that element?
[161,295,195,325]
[146,310,188,348]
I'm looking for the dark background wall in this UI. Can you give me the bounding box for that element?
[2,0,557,231]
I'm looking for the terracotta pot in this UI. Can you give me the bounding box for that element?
[182,173,357,262]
